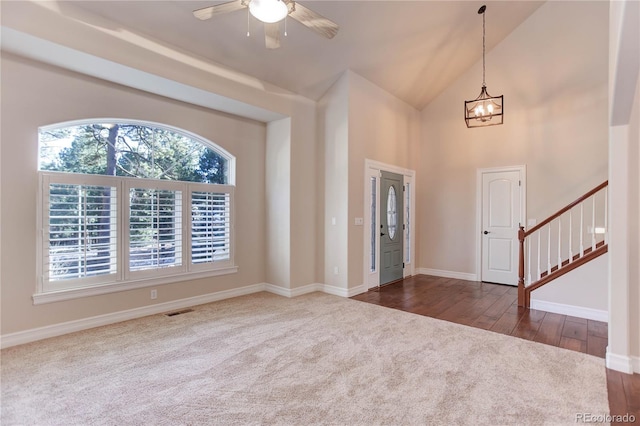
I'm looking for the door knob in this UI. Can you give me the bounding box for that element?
[483,230,490,235]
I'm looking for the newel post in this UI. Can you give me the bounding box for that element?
[518,225,526,307]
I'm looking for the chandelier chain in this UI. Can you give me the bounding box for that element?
[482,10,486,87]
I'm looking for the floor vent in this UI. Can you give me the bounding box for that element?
[165,308,194,317]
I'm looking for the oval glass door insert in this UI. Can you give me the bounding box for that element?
[387,185,397,240]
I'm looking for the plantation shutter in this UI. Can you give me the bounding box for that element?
[191,190,231,264]
[45,183,117,282]
[129,188,183,271]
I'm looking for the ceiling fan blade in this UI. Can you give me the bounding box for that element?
[288,3,339,39]
[193,0,246,20]
[264,23,281,49]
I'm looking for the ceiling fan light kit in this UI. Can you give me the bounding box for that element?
[194,0,338,49]
[465,5,504,128]
[248,0,289,23]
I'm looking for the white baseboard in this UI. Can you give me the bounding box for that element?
[325,283,367,297]
[321,284,349,297]
[346,284,367,297]
[293,284,323,297]
[1,282,367,349]
[530,299,608,322]
[606,349,636,374]
[417,268,478,282]
[0,283,266,349]
[265,282,364,298]
[264,283,320,298]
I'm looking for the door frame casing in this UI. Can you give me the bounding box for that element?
[475,165,527,282]
[364,159,416,289]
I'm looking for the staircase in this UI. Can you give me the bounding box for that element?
[517,181,608,307]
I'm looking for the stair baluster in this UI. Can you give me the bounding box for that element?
[569,210,573,263]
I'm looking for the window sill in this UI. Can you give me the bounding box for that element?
[32,266,238,305]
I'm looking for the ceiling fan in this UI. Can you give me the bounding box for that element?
[193,0,339,49]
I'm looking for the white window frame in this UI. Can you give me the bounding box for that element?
[35,172,236,305]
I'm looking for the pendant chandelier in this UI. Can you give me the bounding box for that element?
[464,5,503,128]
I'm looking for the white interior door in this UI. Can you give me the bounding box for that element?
[481,170,522,285]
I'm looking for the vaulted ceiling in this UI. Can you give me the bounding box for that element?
[7,1,545,110]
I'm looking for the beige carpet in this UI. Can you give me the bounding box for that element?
[1,292,609,425]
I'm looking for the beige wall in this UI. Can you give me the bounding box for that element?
[318,71,420,290]
[608,0,640,374]
[2,0,321,338]
[2,0,321,297]
[419,1,609,278]
[347,72,420,289]
[318,73,350,288]
[0,1,291,119]
[266,118,291,288]
[264,109,318,291]
[622,1,640,366]
[289,103,318,288]
[630,75,640,365]
[0,54,267,334]
[531,254,608,313]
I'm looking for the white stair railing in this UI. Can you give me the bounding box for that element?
[518,181,608,307]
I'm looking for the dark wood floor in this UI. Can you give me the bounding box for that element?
[351,274,640,423]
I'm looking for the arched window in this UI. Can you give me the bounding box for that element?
[36,120,237,302]
[39,121,233,184]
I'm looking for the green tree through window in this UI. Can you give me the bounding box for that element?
[39,122,228,184]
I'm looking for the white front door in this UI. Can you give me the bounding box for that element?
[481,170,522,285]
